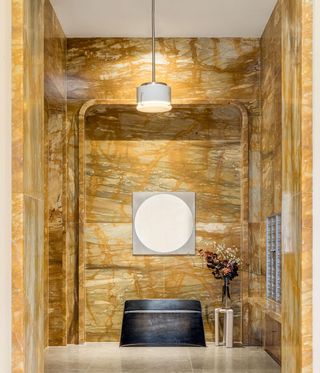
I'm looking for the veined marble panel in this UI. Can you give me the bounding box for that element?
[67,37,257,344]
[44,0,66,98]
[281,0,313,371]
[85,140,240,223]
[24,196,45,373]
[12,0,46,371]
[44,0,68,347]
[67,38,260,102]
[12,0,25,369]
[12,193,24,373]
[246,0,282,352]
[65,221,79,344]
[45,93,67,346]
[83,105,242,342]
[65,100,82,344]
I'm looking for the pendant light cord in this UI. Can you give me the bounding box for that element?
[152,0,156,82]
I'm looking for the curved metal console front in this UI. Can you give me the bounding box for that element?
[120,299,206,347]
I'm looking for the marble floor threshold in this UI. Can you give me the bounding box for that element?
[45,342,281,373]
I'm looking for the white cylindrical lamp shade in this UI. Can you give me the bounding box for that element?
[136,82,172,113]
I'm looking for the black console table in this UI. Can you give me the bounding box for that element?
[120,299,206,347]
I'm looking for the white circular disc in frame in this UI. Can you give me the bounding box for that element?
[134,193,194,253]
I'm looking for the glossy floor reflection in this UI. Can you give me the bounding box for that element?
[45,343,280,373]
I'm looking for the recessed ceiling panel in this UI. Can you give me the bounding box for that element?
[50,0,277,38]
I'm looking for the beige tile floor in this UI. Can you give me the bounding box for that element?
[45,342,281,373]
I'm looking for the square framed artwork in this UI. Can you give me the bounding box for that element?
[132,192,195,256]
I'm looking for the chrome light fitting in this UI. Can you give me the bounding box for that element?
[136,0,172,113]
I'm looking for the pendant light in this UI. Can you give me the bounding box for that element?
[136,0,172,113]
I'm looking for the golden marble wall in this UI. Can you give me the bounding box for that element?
[44,0,67,346]
[66,37,260,344]
[65,101,80,345]
[281,0,313,371]
[248,0,282,354]
[244,94,263,346]
[10,0,313,370]
[249,3,313,369]
[84,104,242,342]
[12,0,45,371]
[67,38,260,102]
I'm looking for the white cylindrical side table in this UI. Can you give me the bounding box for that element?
[215,308,233,348]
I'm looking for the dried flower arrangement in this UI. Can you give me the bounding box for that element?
[198,242,241,308]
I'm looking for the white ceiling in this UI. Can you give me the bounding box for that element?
[50,0,277,38]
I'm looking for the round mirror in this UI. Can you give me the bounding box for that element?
[134,193,194,253]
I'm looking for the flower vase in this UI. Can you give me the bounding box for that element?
[222,279,231,309]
